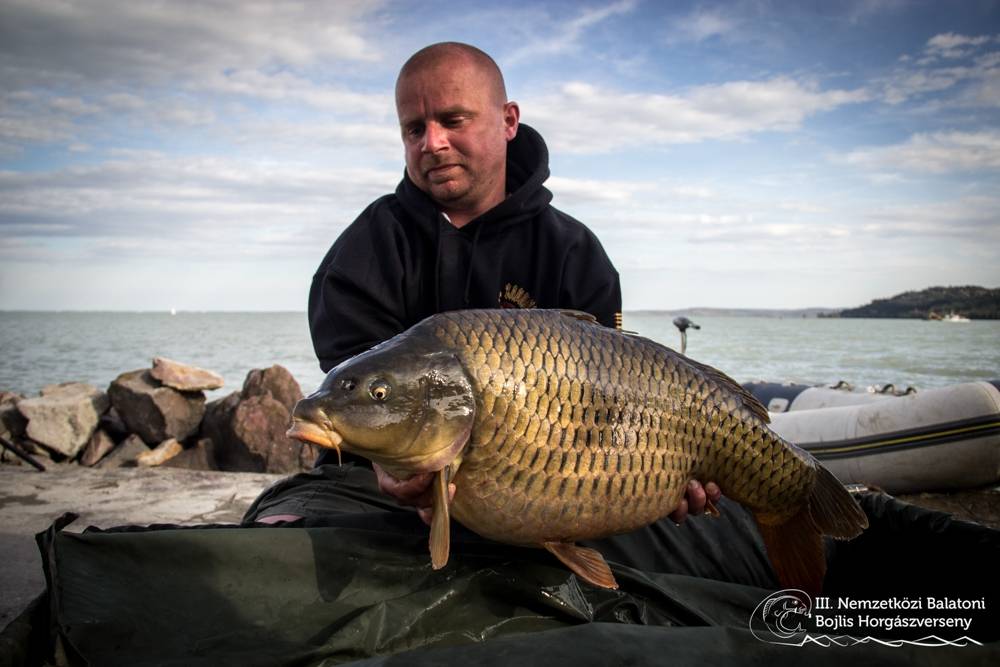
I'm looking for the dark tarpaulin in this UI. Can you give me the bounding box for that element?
[8,493,1000,666]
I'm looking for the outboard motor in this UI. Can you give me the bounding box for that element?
[672,316,700,355]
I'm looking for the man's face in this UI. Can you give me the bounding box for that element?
[396,59,518,216]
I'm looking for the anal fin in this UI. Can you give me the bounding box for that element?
[429,467,451,570]
[755,508,825,595]
[543,542,618,590]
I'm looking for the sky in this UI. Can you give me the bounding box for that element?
[1,0,999,312]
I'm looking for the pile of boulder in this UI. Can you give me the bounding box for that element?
[0,358,319,474]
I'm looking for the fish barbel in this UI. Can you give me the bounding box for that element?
[288,309,867,592]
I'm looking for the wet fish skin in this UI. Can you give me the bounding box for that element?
[288,309,868,592]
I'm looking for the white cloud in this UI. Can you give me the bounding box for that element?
[0,1,395,155]
[527,77,868,153]
[202,70,392,116]
[235,120,401,160]
[0,0,384,89]
[505,0,637,64]
[857,196,1000,240]
[103,93,147,110]
[665,7,739,43]
[925,32,993,59]
[844,130,1000,173]
[881,32,1000,106]
[881,66,970,105]
[49,97,100,115]
[0,156,400,261]
[547,176,717,209]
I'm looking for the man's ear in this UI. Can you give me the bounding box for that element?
[503,101,520,141]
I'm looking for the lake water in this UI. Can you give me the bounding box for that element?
[0,311,997,399]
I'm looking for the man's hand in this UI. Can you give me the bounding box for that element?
[669,480,722,524]
[374,463,455,526]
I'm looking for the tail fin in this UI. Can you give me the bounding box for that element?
[756,465,869,594]
[808,464,869,539]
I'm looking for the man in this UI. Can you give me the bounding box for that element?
[245,42,719,529]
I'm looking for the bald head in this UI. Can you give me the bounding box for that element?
[394,42,519,226]
[396,42,508,108]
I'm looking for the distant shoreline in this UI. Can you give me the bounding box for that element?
[628,307,840,318]
[1,306,996,320]
[2,308,842,317]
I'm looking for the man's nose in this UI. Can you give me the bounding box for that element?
[421,122,449,153]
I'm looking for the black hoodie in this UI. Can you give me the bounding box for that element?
[308,123,622,373]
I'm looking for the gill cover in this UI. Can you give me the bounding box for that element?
[398,350,477,475]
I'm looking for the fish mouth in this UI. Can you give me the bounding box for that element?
[287,420,344,465]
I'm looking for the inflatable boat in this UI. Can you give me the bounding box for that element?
[744,380,1000,494]
[743,379,917,413]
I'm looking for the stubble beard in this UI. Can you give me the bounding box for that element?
[425,166,477,208]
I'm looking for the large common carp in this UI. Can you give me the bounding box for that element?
[288,309,868,593]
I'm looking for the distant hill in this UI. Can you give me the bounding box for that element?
[838,285,1000,320]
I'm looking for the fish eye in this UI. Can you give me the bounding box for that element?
[369,380,391,401]
[340,379,357,392]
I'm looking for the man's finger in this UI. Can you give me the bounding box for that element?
[705,481,722,503]
[669,498,689,524]
[686,479,707,514]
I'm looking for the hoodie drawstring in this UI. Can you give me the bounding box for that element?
[463,222,484,306]
[434,215,444,313]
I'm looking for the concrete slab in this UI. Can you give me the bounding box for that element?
[0,464,283,631]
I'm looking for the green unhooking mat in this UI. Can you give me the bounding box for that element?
[9,493,1000,666]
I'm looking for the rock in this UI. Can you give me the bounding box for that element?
[200,392,241,452]
[108,370,206,445]
[0,395,29,465]
[242,365,302,413]
[0,401,27,441]
[16,383,109,458]
[97,434,150,468]
[151,357,224,392]
[200,367,316,474]
[99,407,130,442]
[0,391,22,406]
[162,437,219,471]
[136,437,184,467]
[80,428,116,466]
[231,395,316,473]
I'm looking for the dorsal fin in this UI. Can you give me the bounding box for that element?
[559,310,599,324]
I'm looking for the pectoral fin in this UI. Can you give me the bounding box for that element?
[543,541,618,590]
[429,466,451,570]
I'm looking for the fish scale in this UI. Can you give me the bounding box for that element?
[288,308,869,592]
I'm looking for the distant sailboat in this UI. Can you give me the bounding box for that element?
[170,307,177,316]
